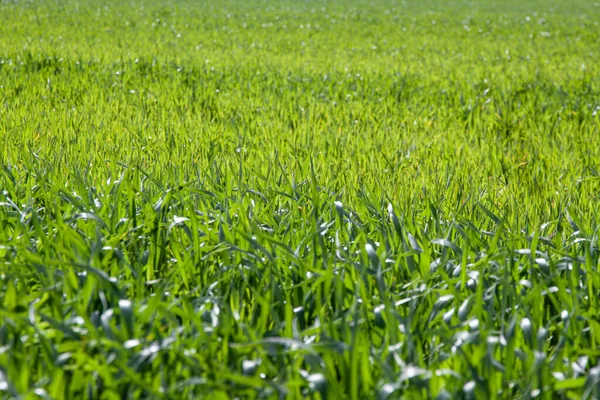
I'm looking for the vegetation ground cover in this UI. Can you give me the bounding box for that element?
[1,0,600,398]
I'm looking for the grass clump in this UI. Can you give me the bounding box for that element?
[1,0,600,398]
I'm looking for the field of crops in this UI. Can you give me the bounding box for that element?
[1,0,600,398]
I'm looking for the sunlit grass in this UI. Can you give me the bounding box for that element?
[1,0,600,398]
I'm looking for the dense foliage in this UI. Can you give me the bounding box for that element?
[1,0,600,398]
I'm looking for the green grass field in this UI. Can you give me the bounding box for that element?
[1,0,600,398]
